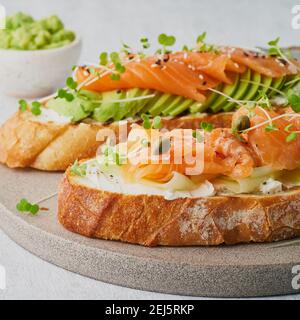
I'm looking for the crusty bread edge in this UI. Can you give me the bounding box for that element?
[58,168,300,246]
[0,111,233,171]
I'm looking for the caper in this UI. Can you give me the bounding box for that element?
[153,137,171,155]
[232,115,250,133]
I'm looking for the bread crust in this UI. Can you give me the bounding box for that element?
[0,111,232,171]
[58,169,300,246]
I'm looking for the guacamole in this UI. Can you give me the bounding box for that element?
[0,12,76,50]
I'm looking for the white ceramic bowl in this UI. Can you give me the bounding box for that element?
[0,37,82,98]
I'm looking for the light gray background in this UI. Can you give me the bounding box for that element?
[0,0,300,300]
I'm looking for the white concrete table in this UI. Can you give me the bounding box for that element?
[1,0,300,300]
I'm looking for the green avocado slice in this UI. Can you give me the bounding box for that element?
[222,69,251,112]
[47,96,96,122]
[168,99,194,116]
[92,90,125,122]
[242,72,261,101]
[148,93,175,116]
[198,83,223,112]
[210,75,240,113]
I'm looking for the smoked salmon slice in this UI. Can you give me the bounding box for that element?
[233,106,300,171]
[76,48,300,103]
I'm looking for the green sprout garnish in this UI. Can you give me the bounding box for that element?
[31,101,41,115]
[71,65,77,71]
[66,77,77,90]
[16,198,39,215]
[196,32,207,44]
[287,89,300,113]
[19,99,27,112]
[157,33,176,53]
[141,114,151,129]
[182,45,190,51]
[152,116,162,129]
[200,121,214,132]
[70,160,87,177]
[286,132,298,142]
[57,88,74,102]
[110,73,121,81]
[284,123,294,132]
[193,130,204,143]
[140,37,150,49]
[265,124,278,132]
[99,52,108,66]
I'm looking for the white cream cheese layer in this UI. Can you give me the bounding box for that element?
[34,107,71,124]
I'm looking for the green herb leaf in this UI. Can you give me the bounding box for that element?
[19,99,27,112]
[152,116,162,129]
[110,52,120,64]
[16,198,39,215]
[265,124,278,132]
[66,77,77,90]
[141,114,151,129]
[286,131,298,142]
[287,90,300,112]
[268,37,280,47]
[99,52,108,65]
[196,32,207,44]
[115,62,126,74]
[158,33,176,46]
[200,121,214,132]
[193,130,204,143]
[31,101,41,116]
[110,73,121,81]
[70,160,87,177]
[285,123,294,132]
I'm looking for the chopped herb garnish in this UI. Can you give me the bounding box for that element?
[200,121,214,132]
[140,37,150,49]
[110,73,121,81]
[99,52,108,66]
[66,77,77,90]
[286,131,298,142]
[196,32,207,44]
[152,116,162,129]
[265,124,278,132]
[57,88,74,102]
[19,99,27,112]
[16,198,39,215]
[115,62,126,73]
[31,101,41,115]
[284,123,294,132]
[110,52,120,64]
[141,114,151,129]
[287,89,300,113]
[268,37,281,56]
[71,65,77,71]
[158,33,176,53]
[193,130,204,143]
[70,160,87,177]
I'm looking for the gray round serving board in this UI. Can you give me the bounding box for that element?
[0,164,300,298]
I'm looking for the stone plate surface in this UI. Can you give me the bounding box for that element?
[0,164,300,297]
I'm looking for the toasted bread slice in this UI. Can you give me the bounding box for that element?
[0,111,232,171]
[58,167,300,246]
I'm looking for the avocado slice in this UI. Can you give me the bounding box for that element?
[223,69,251,111]
[92,90,125,122]
[268,76,285,98]
[189,101,204,114]
[168,99,194,116]
[148,93,175,116]
[161,96,185,116]
[47,96,96,122]
[242,72,261,101]
[211,75,240,113]
[114,88,143,120]
[253,75,272,100]
[131,89,155,116]
[199,83,223,112]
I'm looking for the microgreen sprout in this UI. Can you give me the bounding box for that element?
[99,52,108,66]
[265,124,278,132]
[16,198,39,215]
[200,121,214,132]
[70,160,87,177]
[31,101,42,115]
[141,113,151,129]
[57,88,74,102]
[193,130,204,143]
[66,77,78,90]
[152,116,162,129]
[287,89,300,113]
[19,99,27,112]
[140,37,150,49]
[157,33,176,54]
